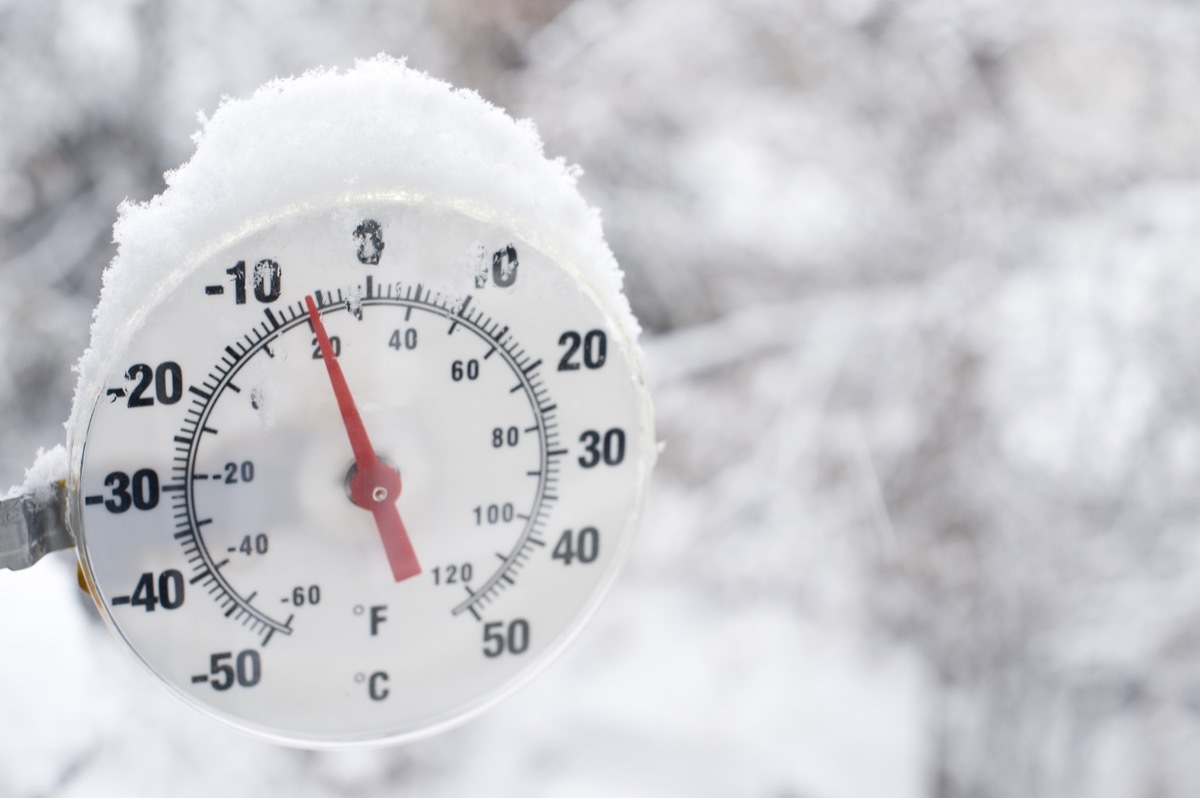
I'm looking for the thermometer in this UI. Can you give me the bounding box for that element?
[0,59,655,747]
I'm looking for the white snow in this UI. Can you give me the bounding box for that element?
[3,443,67,500]
[70,57,634,450]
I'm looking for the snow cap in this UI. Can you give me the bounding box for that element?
[70,55,632,439]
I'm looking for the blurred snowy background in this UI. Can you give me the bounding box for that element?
[3,0,1200,795]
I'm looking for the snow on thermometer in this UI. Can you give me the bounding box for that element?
[1,58,655,746]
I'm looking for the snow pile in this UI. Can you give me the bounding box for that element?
[70,55,633,444]
[2,444,67,501]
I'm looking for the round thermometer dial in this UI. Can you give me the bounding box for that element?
[72,199,653,744]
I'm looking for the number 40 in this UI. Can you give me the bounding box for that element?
[552,527,599,565]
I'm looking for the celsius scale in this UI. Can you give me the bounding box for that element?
[0,59,655,747]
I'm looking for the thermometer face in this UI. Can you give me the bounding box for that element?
[72,203,653,745]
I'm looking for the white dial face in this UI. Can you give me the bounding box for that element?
[73,202,653,745]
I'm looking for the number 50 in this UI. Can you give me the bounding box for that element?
[482,619,530,657]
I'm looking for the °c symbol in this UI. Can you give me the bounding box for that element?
[369,671,389,701]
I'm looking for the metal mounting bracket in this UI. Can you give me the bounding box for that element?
[0,483,73,571]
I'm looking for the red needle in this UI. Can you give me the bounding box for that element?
[305,295,421,582]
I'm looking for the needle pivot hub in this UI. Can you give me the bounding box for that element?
[349,463,401,509]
